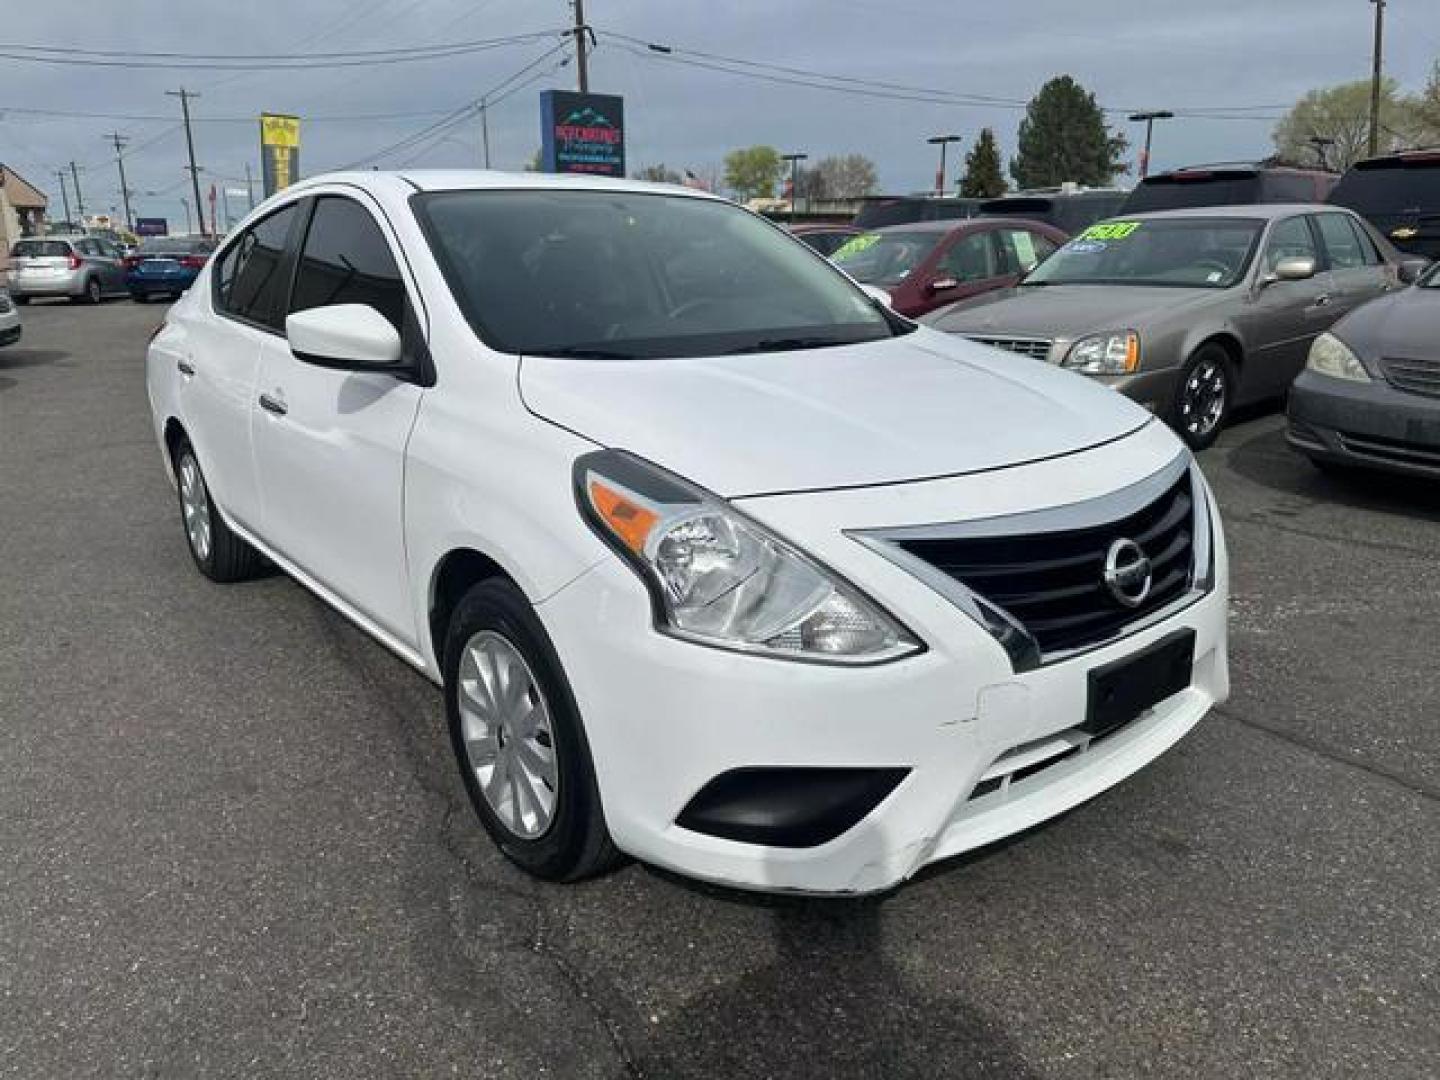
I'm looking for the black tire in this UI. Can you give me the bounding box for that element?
[130,291,147,303]
[82,277,103,304]
[1169,344,1235,452]
[12,295,28,306]
[171,440,263,583]
[444,578,622,882]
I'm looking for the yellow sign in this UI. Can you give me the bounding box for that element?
[260,114,301,149]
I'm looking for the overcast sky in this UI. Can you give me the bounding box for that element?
[2,0,1437,229]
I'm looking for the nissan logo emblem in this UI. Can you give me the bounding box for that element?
[1104,538,1153,608]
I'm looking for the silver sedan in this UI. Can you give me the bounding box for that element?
[926,205,1427,449]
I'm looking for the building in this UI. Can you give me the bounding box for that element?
[0,165,50,275]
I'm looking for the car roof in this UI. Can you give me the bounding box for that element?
[1113,203,1345,223]
[287,168,723,202]
[866,217,1047,235]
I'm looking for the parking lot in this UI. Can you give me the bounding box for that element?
[2,299,1437,1078]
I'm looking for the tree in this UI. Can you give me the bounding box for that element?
[814,154,878,199]
[633,164,683,184]
[1010,76,1128,189]
[1410,62,1440,147]
[723,145,783,200]
[960,128,1006,198]
[1272,77,1422,170]
[795,166,828,201]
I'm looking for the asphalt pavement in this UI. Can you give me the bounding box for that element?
[2,300,1437,1079]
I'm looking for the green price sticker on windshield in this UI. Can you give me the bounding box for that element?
[834,233,879,258]
[1080,221,1142,241]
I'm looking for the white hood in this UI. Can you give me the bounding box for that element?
[519,327,1152,498]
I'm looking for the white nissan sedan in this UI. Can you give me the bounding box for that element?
[146,171,1228,895]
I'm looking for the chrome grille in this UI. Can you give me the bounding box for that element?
[855,458,1204,668]
[966,335,1054,361]
[1380,357,1440,399]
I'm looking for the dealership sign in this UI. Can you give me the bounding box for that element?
[134,217,168,237]
[540,90,625,177]
[259,113,301,197]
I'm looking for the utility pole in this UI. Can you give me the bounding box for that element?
[244,162,256,210]
[480,99,492,168]
[68,161,87,223]
[1368,0,1386,157]
[781,152,808,221]
[926,135,962,197]
[571,0,589,93]
[1128,111,1174,179]
[168,88,208,237]
[106,132,135,232]
[54,170,73,228]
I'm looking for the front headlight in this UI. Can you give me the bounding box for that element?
[1063,331,1140,375]
[576,450,922,664]
[1306,332,1370,382]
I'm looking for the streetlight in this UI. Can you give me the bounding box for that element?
[926,135,962,197]
[1128,111,1174,179]
[780,152,808,220]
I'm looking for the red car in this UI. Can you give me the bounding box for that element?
[831,218,1067,318]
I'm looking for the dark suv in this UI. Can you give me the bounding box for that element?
[1328,149,1440,261]
[852,196,983,229]
[977,190,1128,234]
[1121,164,1337,214]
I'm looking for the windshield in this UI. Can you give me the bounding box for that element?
[1022,217,1263,288]
[11,240,71,258]
[831,230,944,286]
[413,190,902,359]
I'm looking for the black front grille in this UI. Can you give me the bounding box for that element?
[1380,357,1440,399]
[893,475,1195,656]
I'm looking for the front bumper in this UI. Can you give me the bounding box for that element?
[1287,370,1440,478]
[538,429,1229,895]
[1095,365,1182,413]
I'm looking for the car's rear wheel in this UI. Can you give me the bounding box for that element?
[81,277,102,304]
[172,441,263,582]
[1170,344,1234,451]
[444,578,622,882]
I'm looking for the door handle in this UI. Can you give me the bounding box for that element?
[177,359,196,377]
[258,391,288,417]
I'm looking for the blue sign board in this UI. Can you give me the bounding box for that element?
[540,90,625,177]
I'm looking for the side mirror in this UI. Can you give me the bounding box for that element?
[1397,258,1430,285]
[1268,256,1317,284]
[927,276,960,293]
[286,304,403,372]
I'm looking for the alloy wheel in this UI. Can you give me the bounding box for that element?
[178,453,213,561]
[1179,357,1227,439]
[457,630,559,839]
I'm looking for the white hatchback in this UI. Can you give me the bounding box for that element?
[146,171,1228,895]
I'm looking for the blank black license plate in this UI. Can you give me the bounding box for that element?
[1084,629,1195,739]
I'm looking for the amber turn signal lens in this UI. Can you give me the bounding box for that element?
[588,479,659,554]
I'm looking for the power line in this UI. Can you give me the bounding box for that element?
[0,31,562,62]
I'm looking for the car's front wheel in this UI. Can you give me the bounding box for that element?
[444,578,621,882]
[12,295,28,306]
[1170,344,1234,451]
[172,441,263,582]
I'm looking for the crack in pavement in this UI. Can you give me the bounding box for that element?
[1222,510,1438,560]
[1213,703,1440,805]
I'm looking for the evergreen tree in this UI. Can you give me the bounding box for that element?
[1010,76,1128,189]
[959,128,1006,198]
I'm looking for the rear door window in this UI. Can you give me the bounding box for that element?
[214,201,304,330]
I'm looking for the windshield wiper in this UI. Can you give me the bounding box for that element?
[529,346,638,360]
[722,336,853,355]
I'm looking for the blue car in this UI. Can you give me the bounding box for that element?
[126,237,215,301]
